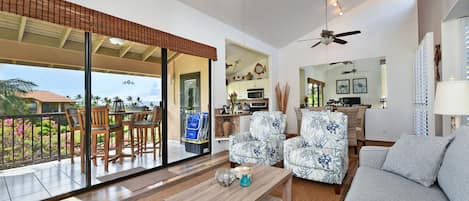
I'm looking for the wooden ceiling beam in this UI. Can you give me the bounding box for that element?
[92,36,106,53]
[58,27,72,48]
[168,53,181,63]
[17,16,27,42]
[119,42,132,58]
[142,46,158,61]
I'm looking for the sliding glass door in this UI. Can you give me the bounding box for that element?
[165,53,211,164]
[0,11,211,200]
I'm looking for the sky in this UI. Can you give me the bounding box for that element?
[0,64,162,105]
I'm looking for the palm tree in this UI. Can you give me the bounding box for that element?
[0,79,37,115]
[93,96,101,105]
[103,97,112,106]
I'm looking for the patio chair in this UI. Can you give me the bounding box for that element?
[65,107,80,163]
[77,106,123,172]
[128,106,161,160]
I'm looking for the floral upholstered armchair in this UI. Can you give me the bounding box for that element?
[229,111,286,166]
[284,111,348,188]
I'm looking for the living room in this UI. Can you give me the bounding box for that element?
[0,0,467,201]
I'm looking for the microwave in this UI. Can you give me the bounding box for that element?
[247,88,264,99]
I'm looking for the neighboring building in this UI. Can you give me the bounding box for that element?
[19,90,75,113]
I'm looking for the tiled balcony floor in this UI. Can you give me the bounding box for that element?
[0,140,196,201]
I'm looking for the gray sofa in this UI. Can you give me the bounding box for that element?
[346,126,469,201]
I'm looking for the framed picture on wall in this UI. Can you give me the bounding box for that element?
[336,79,350,94]
[353,78,368,94]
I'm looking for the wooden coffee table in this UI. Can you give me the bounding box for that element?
[164,165,292,201]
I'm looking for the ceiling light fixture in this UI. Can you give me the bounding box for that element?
[332,1,338,7]
[109,37,124,46]
[339,11,344,16]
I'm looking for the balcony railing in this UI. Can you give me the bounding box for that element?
[0,112,72,170]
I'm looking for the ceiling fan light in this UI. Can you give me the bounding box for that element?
[339,11,344,16]
[109,37,125,46]
[332,1,338,7]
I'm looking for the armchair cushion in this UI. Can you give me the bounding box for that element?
[229,133,285,166]
[287,147,342,172]
[300,111,348,148]
[249,111,286,141]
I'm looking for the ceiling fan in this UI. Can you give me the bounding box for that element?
[298,0,361,48]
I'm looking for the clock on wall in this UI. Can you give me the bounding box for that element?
[254,63,266,75]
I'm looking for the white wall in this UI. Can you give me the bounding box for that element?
[66,0,279,153]
[279,0,418,141]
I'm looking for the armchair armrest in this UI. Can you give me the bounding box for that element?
[284,136,306,160]
[359,146,389,169]
[229,132,253,147]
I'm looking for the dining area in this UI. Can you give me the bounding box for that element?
[65,105,162,173]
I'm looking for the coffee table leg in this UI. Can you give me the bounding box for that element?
[283,175,292,201]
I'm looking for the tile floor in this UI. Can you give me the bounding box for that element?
[0,140,197,201]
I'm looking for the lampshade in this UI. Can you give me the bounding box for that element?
[434,80,469,115]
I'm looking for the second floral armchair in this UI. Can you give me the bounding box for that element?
[229,111,287,166]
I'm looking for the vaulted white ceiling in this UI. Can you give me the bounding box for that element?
[177,0,366,47]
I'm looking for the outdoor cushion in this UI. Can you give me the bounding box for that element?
[346,166,448,201]
[91,124,120,131]
[438,126,469,201]
[134,121,158,126]
[382,134,453,187]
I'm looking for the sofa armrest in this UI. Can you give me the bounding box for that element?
[359,146,389,169]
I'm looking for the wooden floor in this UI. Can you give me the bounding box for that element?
[64,141,393,201]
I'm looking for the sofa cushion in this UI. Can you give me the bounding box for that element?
[249,111,286,141]
[438,126,469,201]
[382,134,453,187]
[345,166,449,201]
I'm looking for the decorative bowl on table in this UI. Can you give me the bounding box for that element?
[231,166,253,179]
[215,168,236,187]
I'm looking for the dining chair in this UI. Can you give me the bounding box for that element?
[128,106,161,160]
[65,107,80,163]
[77,106,123,172]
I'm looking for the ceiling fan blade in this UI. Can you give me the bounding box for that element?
[335,31,361,37]
[311,41,321,48]
[297,38,321,42]
[334,38,348,44]
[329,62,339,65]
[342,71,351,75]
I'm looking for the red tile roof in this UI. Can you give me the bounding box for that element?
[19,90,75,103]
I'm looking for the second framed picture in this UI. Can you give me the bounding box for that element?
[353,78,368,94]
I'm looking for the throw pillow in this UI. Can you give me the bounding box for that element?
[382,134,453,187]
[437,126,469,201]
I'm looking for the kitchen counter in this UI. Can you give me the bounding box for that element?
[215,112,252,117]
[214,109,252,139]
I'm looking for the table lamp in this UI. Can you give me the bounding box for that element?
[434,80,469,131]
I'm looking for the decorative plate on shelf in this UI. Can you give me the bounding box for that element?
[254,63,266,75]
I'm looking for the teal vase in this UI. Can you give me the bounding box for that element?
[239,174,251,187]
